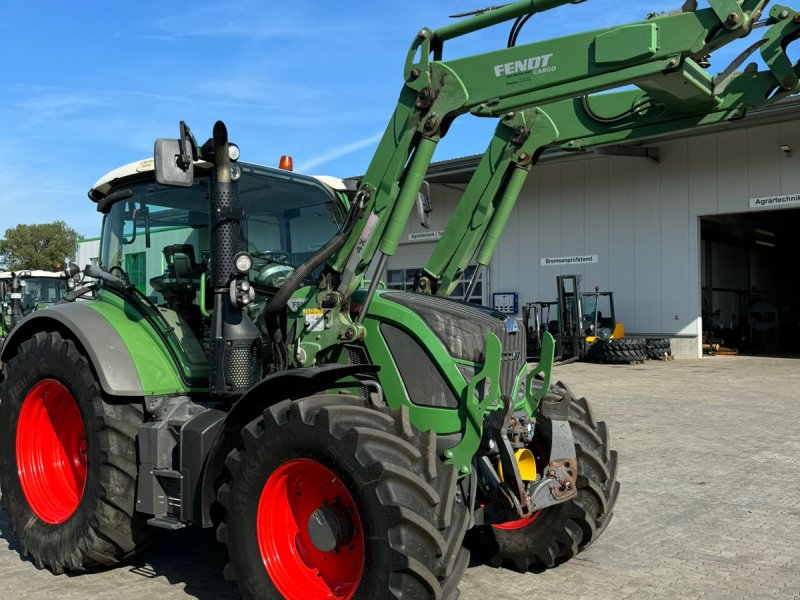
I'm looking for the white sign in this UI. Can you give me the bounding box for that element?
[541,255,599,267]
[749,193,800,210]
[408,230,444,243]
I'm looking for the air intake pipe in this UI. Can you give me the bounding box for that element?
[9,272,22,327]
[207,121,262,396]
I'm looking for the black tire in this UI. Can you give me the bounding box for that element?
[216,395,470,600]
[645,338,672,360]
[587,337,646,364]
[0,331,154,573]
[466,381,619,572]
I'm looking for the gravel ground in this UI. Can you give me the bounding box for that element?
[1,356,799,599]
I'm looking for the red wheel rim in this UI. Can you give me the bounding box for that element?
[492,510,542,531]
[257,459,365,599]
[16,379,87,525]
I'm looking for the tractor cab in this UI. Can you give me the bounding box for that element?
[89,158,350,355]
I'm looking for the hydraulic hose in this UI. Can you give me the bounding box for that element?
[265,193,364,371]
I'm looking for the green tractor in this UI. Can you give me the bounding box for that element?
[0,270,73,341]
[1,1,798,598]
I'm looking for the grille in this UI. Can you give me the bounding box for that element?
[224,339,262,390]
[382,292,526,403]
[343,344,369,365]
[381,323,460,409]
[211,186,244,286]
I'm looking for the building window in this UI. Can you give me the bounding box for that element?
[385,266,483,305]
[125,252,147,294]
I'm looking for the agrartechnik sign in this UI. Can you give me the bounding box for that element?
[749,193,800,210]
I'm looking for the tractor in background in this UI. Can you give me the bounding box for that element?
[0,270,73,341]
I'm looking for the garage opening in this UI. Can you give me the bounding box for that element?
[701,208,800,355]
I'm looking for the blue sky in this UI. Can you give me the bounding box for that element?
[0,1,755,238]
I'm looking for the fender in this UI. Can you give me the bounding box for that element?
[194,363,379,526]
[0,301,186,397]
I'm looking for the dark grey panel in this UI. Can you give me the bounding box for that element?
[1,302,143,396]
[382,292,526,403]
[381,322,460,409]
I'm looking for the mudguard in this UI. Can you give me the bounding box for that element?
[0,302,186,397]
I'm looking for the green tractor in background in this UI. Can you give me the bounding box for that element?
[0,270,73,341]
[0,1,798,598]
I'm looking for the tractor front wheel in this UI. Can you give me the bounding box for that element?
[467,382,619,572]
[217,396,470,600]
[0,331,153,572]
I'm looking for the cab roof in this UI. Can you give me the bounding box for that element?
[0,270,67,279]
[88,158,349,201]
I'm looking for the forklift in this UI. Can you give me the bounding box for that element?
[523,275,636,363]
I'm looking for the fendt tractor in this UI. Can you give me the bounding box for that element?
[1,1,798,598]
[0,270,73,342]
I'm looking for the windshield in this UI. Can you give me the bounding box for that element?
[100,164,345,300]
[580,293,614,331]
[17,277,68,313]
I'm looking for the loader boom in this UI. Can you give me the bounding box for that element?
[321,1,799,313]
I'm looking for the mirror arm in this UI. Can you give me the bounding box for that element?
[144,206,151,249]
[177,121,199,170]
[123,207,138,245]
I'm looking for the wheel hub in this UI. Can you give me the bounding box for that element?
[16,379,87,525]
[257,458,365,599]
[307,504,355,553]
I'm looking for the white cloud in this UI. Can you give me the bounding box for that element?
[296,131,383,173]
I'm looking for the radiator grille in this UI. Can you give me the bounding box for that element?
[382,292,526,403]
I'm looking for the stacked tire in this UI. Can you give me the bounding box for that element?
[587,337,646,364]
[645,338,672,360]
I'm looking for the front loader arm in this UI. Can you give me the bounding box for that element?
[417,2,800,299]
[328,0,783,305]
[418,108,558,297]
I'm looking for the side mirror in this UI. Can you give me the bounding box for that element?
[155,139,194,187]
[416,181,432,229]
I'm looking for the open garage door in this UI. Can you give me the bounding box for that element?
[701,208,800,355]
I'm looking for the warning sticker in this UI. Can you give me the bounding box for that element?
[304,308,325,332]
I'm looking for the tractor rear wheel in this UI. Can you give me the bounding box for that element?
[217,395,470,600]
[467,382,619,572]
[0,331,153,573]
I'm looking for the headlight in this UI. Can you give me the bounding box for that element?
[234,252,253,274]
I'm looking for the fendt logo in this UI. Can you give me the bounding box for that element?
[494,53,555,77]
